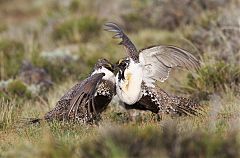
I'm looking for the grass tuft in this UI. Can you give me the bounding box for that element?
[0,98,17,130]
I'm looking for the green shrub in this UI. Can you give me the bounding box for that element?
[7,80,31,98]
[183,61,240,100]
[53,16,102,43]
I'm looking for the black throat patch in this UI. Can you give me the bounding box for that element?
[116,58,130,82]
[118,69,125,82]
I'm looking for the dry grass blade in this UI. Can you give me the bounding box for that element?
[0,98,16,129]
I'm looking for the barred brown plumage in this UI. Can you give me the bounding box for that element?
[106,22,203,117]
[27,59,116,124]
[124,84,202,116]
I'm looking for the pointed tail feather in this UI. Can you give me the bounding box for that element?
[167,96,204,116]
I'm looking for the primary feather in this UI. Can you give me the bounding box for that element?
[105,22,202,116]
[45,73,106,123]
[139,45,200,87]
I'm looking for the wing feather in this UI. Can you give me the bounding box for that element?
[139,45,200,87]
[67,73,105,118]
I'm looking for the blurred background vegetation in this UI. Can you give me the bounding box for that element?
[0,0,240,157]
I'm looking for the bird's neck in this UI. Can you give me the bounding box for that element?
[116,61,143,105]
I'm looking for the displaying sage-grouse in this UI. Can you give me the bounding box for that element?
[30,59,115,124]
[104,22,201,116]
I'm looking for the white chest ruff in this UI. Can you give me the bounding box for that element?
[91,67,115,84]
[116,62,143,105]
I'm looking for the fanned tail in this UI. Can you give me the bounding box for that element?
[167,96,203,116]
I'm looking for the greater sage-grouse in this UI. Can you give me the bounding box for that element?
[104,22,202,116]
[29,59,115,124]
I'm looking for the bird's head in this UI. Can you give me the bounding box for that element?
[94,58,114,72]
[116,57,130,71]
[91,58,115,83]
[115,57,131,81]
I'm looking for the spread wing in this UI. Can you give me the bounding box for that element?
[67,73,105,120]
[44,73,105,121]
[104,22,139,62]
[139,45,200,87]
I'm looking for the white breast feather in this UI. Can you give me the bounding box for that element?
[92,67,115,84]
[116,60,143,105]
